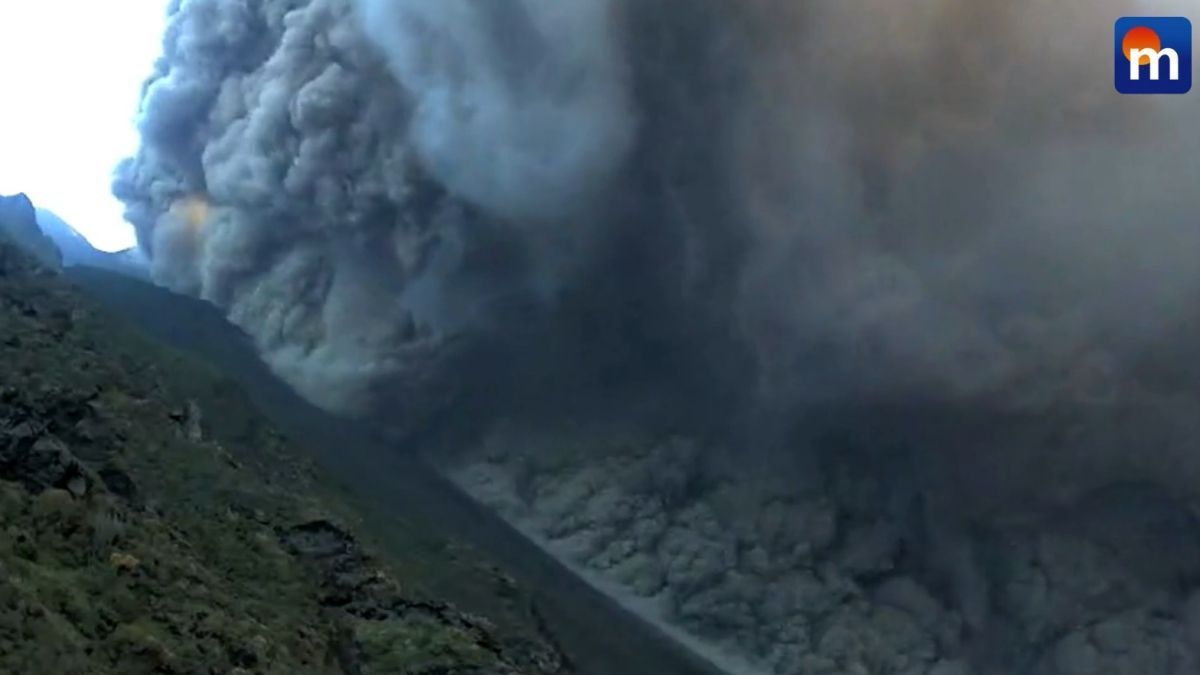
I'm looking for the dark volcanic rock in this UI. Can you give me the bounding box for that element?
[0,193,61,270]
[284,518,573,674]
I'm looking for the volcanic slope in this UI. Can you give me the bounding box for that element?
[0,200,581,674]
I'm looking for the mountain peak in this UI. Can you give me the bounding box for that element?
[0,192,148,279]
[0,192,62,270]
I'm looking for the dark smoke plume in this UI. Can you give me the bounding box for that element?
[114,0,1200,547]
[116,1,1200,670]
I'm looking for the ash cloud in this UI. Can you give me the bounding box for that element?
[723,0,1200,514]
[114,0,1200,500]
[735,0,1199,405]
[356,0,636,225]
[113,0,651,422]
[115,0,1200,670]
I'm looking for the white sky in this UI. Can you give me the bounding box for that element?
[0,2,167,252]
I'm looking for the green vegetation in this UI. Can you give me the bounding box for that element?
[355,616,497,672]
[0,221,568,673]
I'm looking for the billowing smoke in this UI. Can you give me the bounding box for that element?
[735,1,1200,416]
[721,0,1200,513]
[114,0,653,422]
[357,0,635,224]
[116,0,1200,672]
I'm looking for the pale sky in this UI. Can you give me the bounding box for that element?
[0,2,167,252]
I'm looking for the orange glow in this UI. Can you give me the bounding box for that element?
[169,195,211,232]
[1122,26,1162,65]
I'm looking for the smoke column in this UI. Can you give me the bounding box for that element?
[116,1,1200,672]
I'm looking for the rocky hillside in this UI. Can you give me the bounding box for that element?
[58,262,723,675]
[0,206,571,672]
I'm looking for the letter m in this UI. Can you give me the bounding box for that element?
[1130,47,1180,80]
